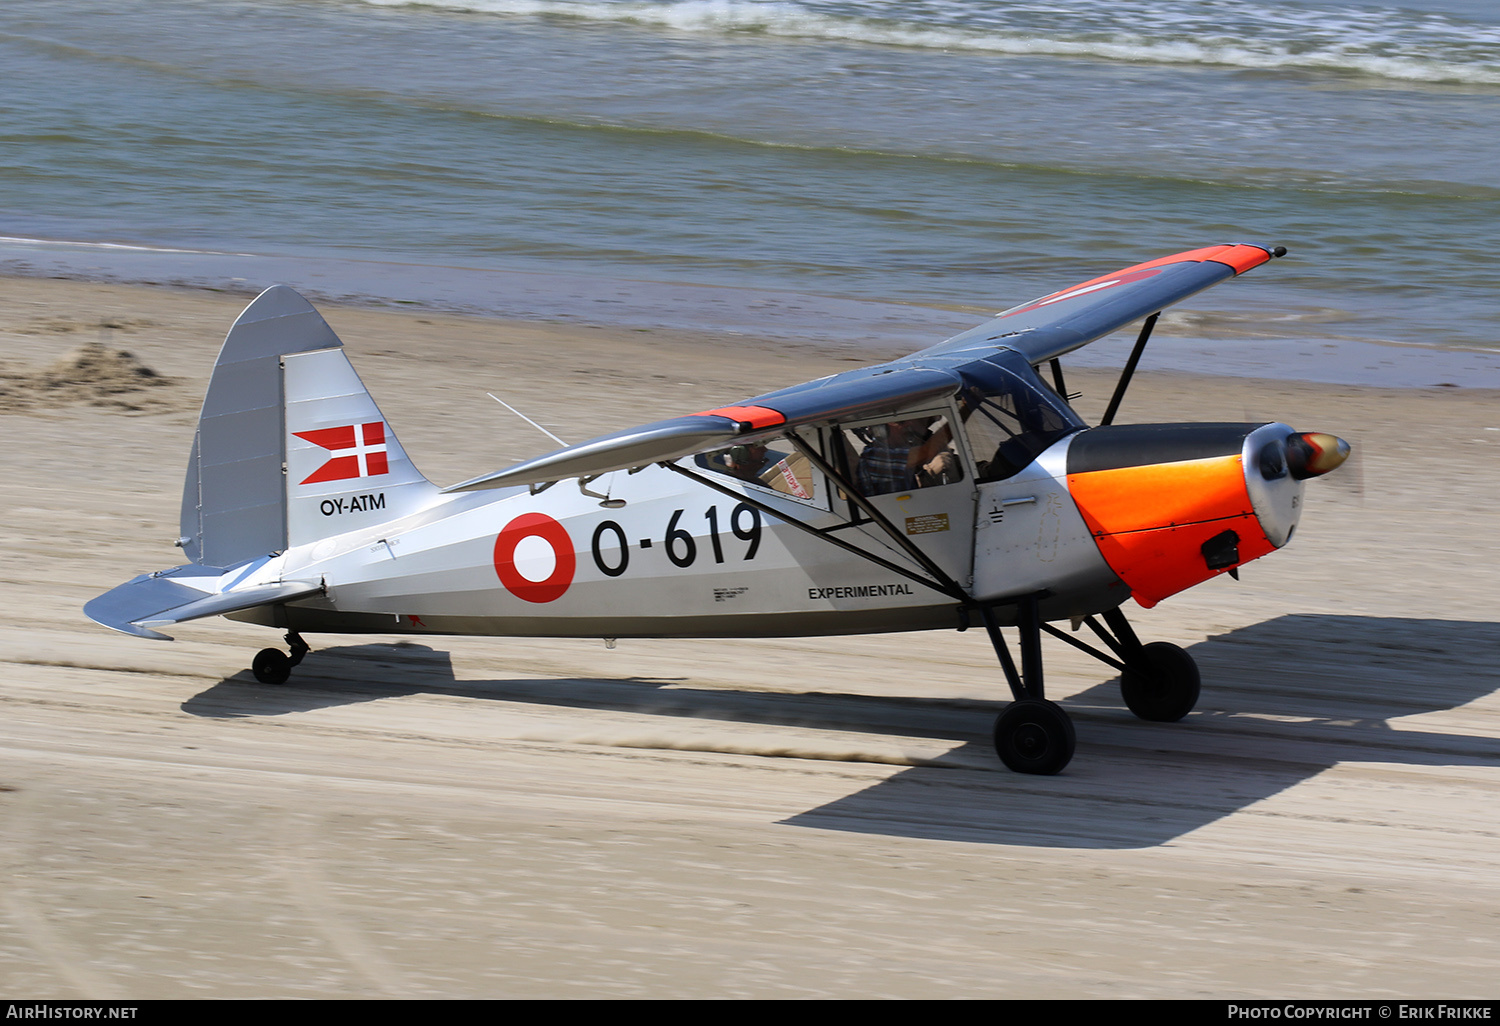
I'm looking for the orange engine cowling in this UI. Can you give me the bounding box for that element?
[1065,423,1346,608]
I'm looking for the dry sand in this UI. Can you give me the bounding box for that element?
[2,276,1499,998]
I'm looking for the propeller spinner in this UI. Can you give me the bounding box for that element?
[1284,432,1352,480]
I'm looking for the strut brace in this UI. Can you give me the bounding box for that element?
[660,460,968,602]
[1099,311,1160,427]
[664,448,1149,686]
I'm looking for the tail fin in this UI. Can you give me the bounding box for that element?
[179,286,439,568]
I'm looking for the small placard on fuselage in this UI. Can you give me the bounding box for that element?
[904,513,950,535]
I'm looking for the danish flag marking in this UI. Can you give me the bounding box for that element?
[295,422,390,485]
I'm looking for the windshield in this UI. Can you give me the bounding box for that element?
[955,356,1084,483]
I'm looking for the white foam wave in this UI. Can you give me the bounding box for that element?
[0,237,207,255]
[351,0,1500,85]
[0,235,245,255]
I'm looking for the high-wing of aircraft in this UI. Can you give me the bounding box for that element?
[86,243,1350,774]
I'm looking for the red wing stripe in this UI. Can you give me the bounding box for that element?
[1002,244,1272,321]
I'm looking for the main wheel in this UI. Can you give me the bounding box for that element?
[251,648,292,685]
[1120,641,1200,722]
[993,698,1076,775]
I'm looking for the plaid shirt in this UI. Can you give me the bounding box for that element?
[855,443,913,496]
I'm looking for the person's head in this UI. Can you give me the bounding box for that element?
[884,419,926,445]
[727,442,767,470]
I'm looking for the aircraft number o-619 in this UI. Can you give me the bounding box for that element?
[592,503,761,578]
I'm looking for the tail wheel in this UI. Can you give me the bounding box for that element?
[1120,641,1201,722]
[993,698,1076,775]
[251,648,292,686]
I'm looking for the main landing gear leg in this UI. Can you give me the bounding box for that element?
[251,631,310,686]
[1052,608,1201,722]
[974,602,1203,772]
[980,595,1076,775]
[1091,608,1200,723]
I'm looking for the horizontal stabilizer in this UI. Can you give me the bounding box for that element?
[84,567,322,641]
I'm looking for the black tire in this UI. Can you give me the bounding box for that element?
[993,698,1076,775]
[1120,641,1200,722]
[251,648,292,685]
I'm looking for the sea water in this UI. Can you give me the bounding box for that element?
[2,0,1498,383]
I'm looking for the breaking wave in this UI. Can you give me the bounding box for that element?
[351,0,1500,85]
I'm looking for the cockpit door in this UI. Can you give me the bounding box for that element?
[835,405,978,590]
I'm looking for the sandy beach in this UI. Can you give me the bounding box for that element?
[2,275,1499,998]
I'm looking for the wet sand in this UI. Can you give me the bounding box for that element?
[2,276,1499,998]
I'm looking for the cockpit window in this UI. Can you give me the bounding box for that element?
[696,436,818,500]
[957,359,1083,482]
[840,412,964,497]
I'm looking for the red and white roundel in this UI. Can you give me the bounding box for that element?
[493,513,576,603]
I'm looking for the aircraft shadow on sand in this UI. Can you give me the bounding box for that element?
[181,613,1500,849]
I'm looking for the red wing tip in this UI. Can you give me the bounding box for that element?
[1125,244,1277,277]
[692,405,787,430]
[1211,244,1279,274]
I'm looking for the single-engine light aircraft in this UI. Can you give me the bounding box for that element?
[87,244,1350,774]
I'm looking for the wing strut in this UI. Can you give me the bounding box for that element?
[660,462,969,603]
[1048,358,1068,398]
[782,434,970,600]
[1099,312,1160,427]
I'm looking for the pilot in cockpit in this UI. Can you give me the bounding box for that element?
[853,417,961,496]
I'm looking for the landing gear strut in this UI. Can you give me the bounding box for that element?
[977,598,1201,773]
[251,631,310,685]
[1083,608,1200,723]
[979,596,1076,775]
